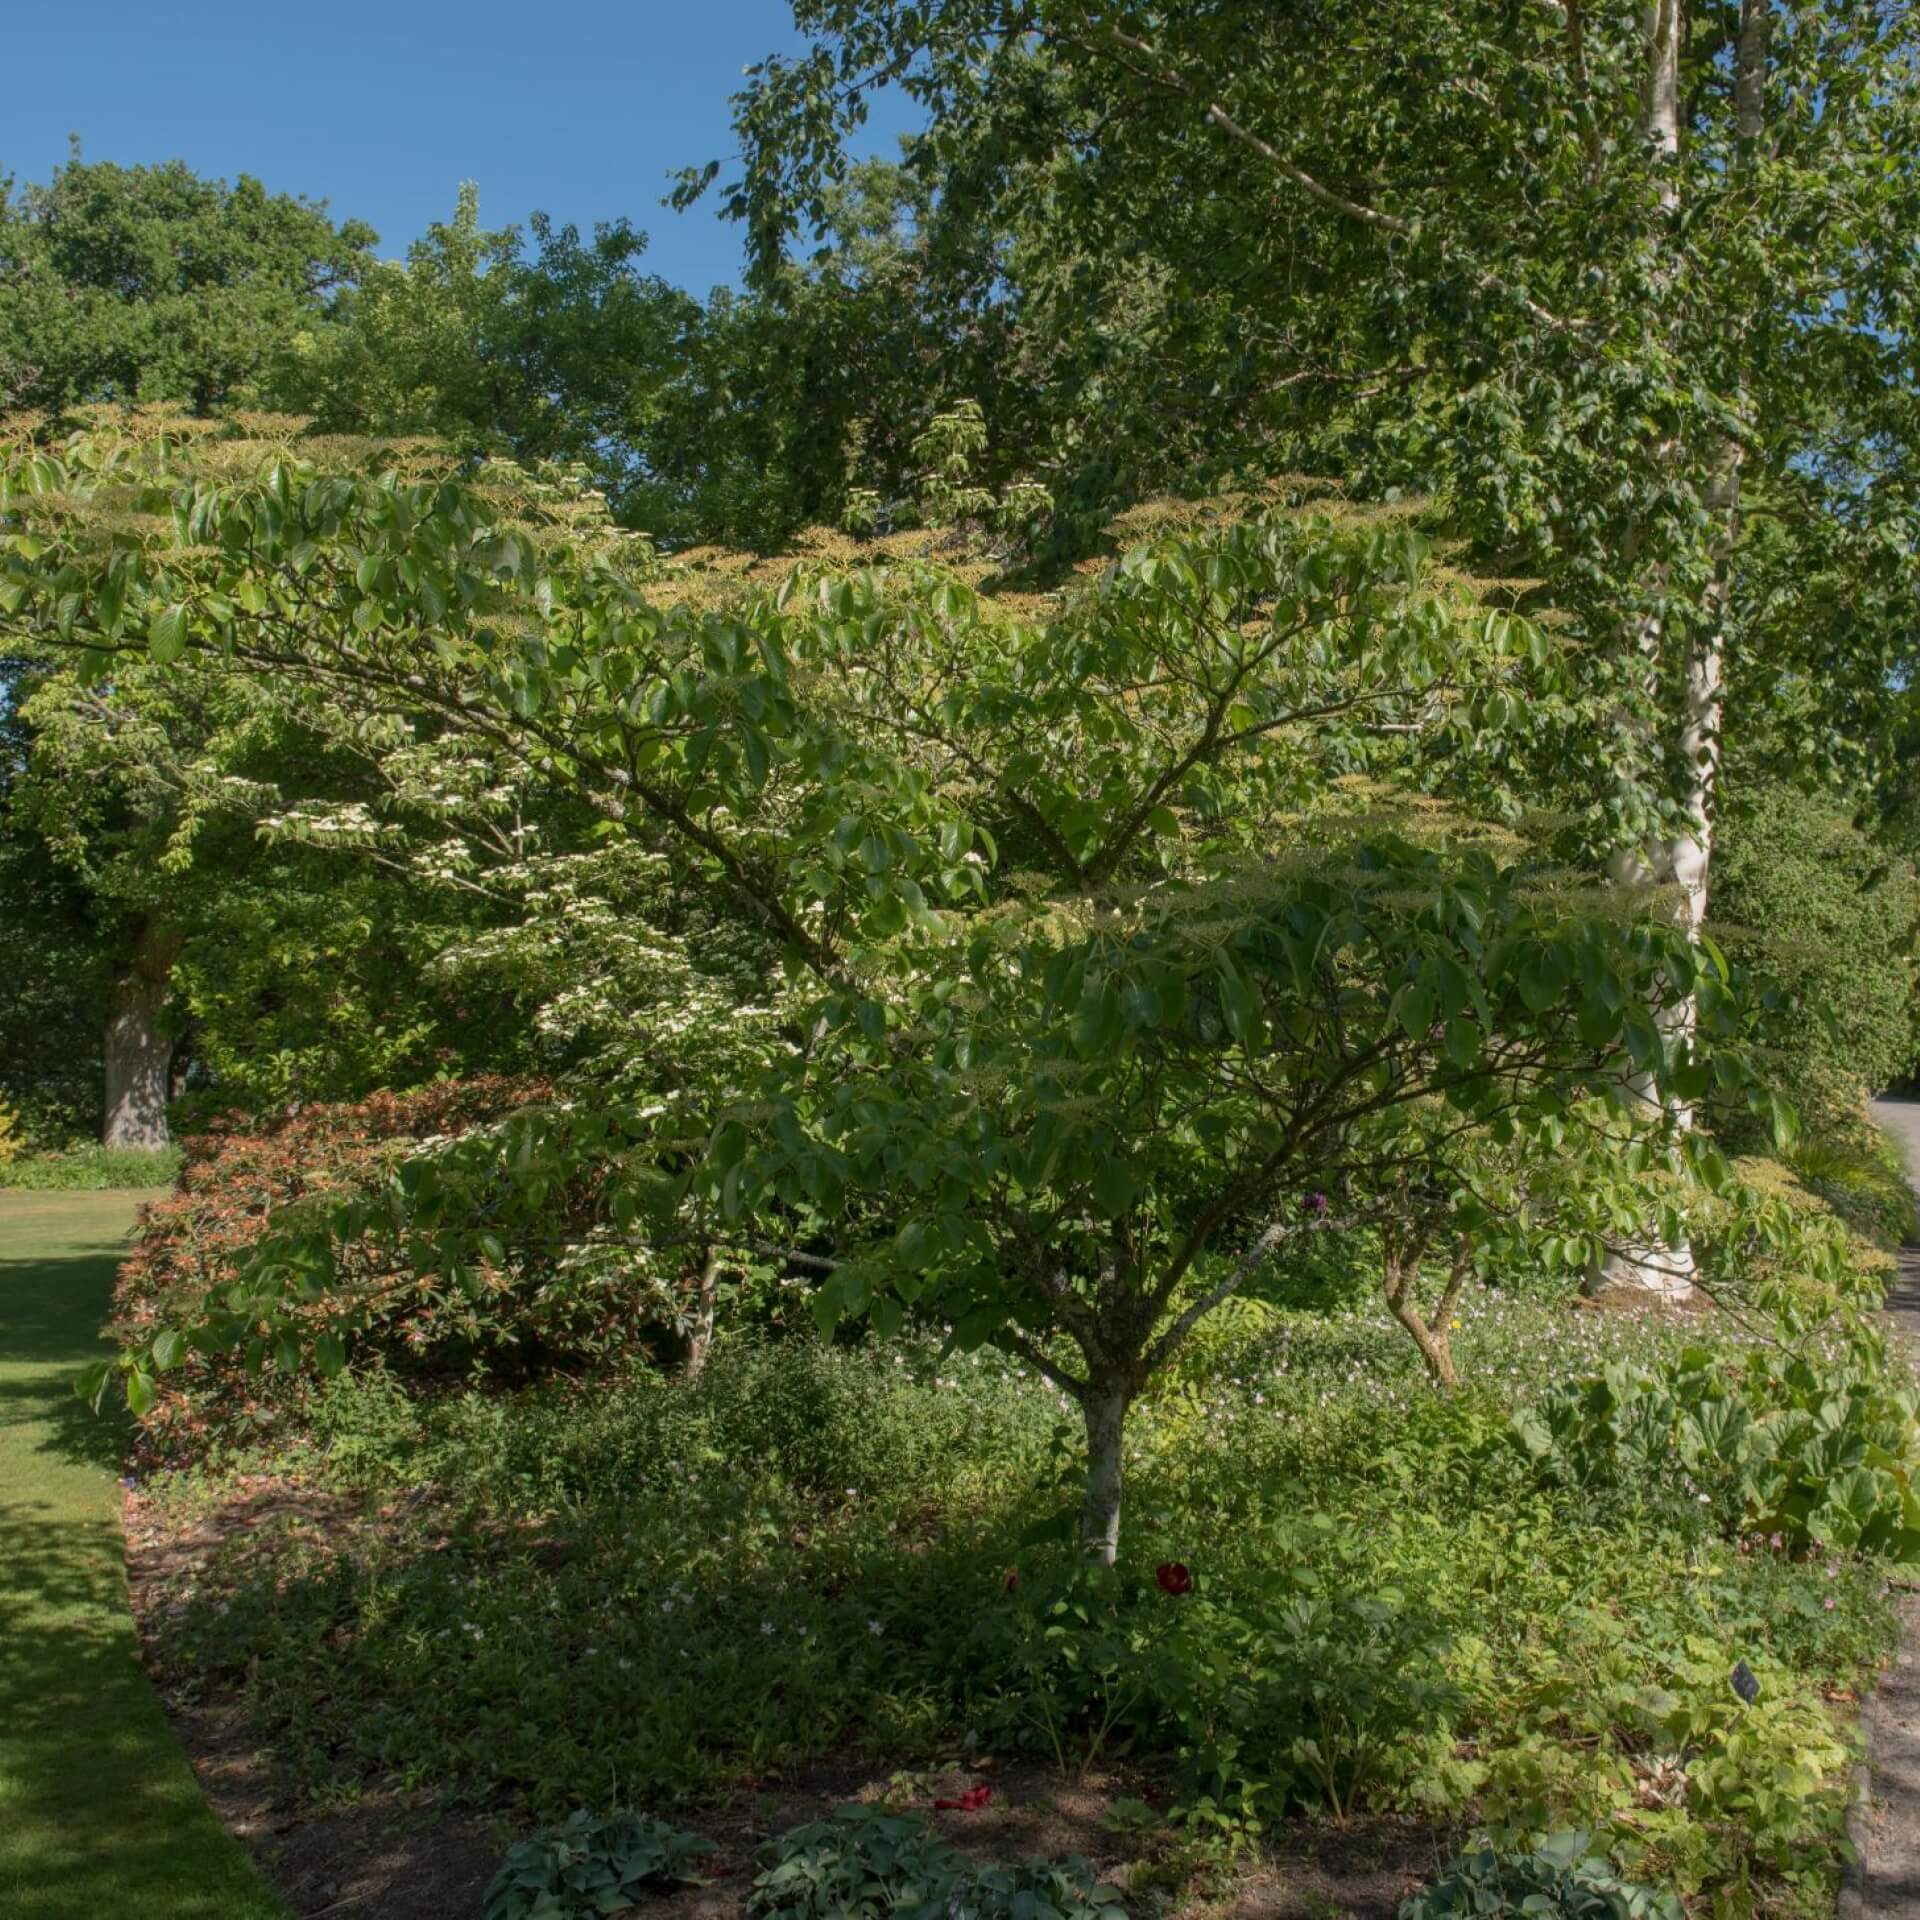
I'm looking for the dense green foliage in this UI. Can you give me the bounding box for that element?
[143,1292,1894,1908]
[748,1806,1117,1920]
[1711,786,1920,1111]
[3,7,1918,1913]
[271,185,702,533]
[0,153,372,416]
[0,641,114,1142]
[1400,1832,1683,1920]
[0,1144,181,1192]
[5,423,1800,1558]
[482,1810,715,1920]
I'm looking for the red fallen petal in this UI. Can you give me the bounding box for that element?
[934,1785,993,1812]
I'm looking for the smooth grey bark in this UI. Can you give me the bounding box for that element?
[102,921,178,1150]
[1079,1381,1130,1567]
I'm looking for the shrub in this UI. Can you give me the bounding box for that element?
[106,1077,681,1464]
[0,1099,20,1167]
[1789,1119,1920,1248]
[943,1526,1464,1822]
[141,1301,1891,1899]
[1710,786,1920,1120]
[1399,1832,1681,1920]
[1513,1336,1920,1565]
[484,1810,714,1920]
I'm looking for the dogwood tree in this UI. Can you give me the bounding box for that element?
[3,422,1758,1556]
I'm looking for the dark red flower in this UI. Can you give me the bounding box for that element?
[1155,1562,1194,1596]
[1003,1567,1020,1594]
[935,1785,993,1812]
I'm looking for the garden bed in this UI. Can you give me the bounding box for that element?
[124,1491,1448,1920]
[118,1292,1899,1918]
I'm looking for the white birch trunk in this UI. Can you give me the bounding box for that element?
[1595,0,1760,1298]
[1590,0,1699,1298]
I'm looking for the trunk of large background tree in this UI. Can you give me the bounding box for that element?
[101,920,179,1150]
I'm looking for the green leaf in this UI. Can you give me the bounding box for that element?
[1396,977,1438,1043]
[1516,943,1571,1013]
[1443,1016,1479,1069]
[147,602,189,664]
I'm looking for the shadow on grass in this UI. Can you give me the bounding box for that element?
[0,1502,280,1919]
[0,1194,150,1470]
[0,1193,283,1919]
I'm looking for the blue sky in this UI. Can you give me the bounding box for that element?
[5,1,917,295]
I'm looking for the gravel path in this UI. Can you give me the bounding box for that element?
[1842,1101,1920,1918]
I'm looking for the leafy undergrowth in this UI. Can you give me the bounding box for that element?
[131,1295,1898,1918]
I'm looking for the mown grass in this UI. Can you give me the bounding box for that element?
[0,1191,283,1920]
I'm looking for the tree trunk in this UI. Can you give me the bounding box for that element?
[1596,0,1764,1300]
[102,921,178,1150]
[1079,1381,1130,1566]
[1382,1235,1468,1388]
[1387,1295,1457,1387]
[683,1252,722,1378]
[1588,0,1699,1301]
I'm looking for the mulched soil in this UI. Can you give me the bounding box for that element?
[123,1478,1452,1920]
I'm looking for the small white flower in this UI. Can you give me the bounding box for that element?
[868,1619,885,1637]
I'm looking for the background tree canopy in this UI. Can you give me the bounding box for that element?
[0,150,374,415]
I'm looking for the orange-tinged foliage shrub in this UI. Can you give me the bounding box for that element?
[111,1078,665,1466]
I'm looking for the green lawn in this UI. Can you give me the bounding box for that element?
[0,1190,285,1920]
